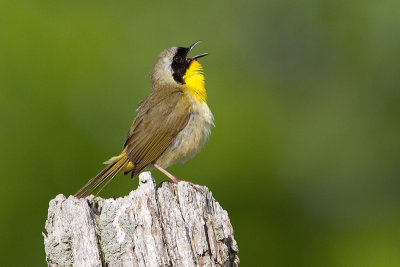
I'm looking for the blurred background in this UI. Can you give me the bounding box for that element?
[1,0,400,266]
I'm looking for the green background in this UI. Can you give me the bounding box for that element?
[1,0,400,266]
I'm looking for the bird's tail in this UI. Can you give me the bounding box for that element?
[74,152,130,198]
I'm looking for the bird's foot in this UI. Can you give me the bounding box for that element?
[153,163,201,191]
[186,181,201,191]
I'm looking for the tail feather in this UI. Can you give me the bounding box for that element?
[74,153,129,198]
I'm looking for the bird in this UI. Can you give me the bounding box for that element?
[75,41,214,198]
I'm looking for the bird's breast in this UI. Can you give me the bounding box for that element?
[155,93,214,168]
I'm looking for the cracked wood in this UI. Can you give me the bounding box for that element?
[43,172,239,267]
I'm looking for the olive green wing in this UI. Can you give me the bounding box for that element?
[123,91,190,177]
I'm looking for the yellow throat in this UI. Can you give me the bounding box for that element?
[183,60,207,103]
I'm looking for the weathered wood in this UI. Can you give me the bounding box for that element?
[43,172,239,267]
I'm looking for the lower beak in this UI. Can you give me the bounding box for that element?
[191,53,208,60]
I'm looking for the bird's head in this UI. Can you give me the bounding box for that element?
[151,41,208,91]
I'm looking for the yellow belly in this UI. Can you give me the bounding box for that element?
[155,93,214,168]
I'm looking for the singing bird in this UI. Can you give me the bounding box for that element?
[75,41,214,198]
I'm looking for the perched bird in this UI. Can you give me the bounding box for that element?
[75,41,214,198]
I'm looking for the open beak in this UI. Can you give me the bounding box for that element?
[188,41,208,61]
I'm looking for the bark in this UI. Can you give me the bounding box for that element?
[43,172,239,267]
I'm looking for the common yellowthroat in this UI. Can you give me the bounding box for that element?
[75,41,213,198]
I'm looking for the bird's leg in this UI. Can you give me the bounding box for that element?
[153,163,181,184]
[153,163,200,191]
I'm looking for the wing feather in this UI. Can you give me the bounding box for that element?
[124,90,190,177]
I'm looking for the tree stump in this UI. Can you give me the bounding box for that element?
[43,172,239,266]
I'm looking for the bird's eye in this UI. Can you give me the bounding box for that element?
[173,56,181,63]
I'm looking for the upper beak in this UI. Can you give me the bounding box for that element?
[188,41,208,60]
